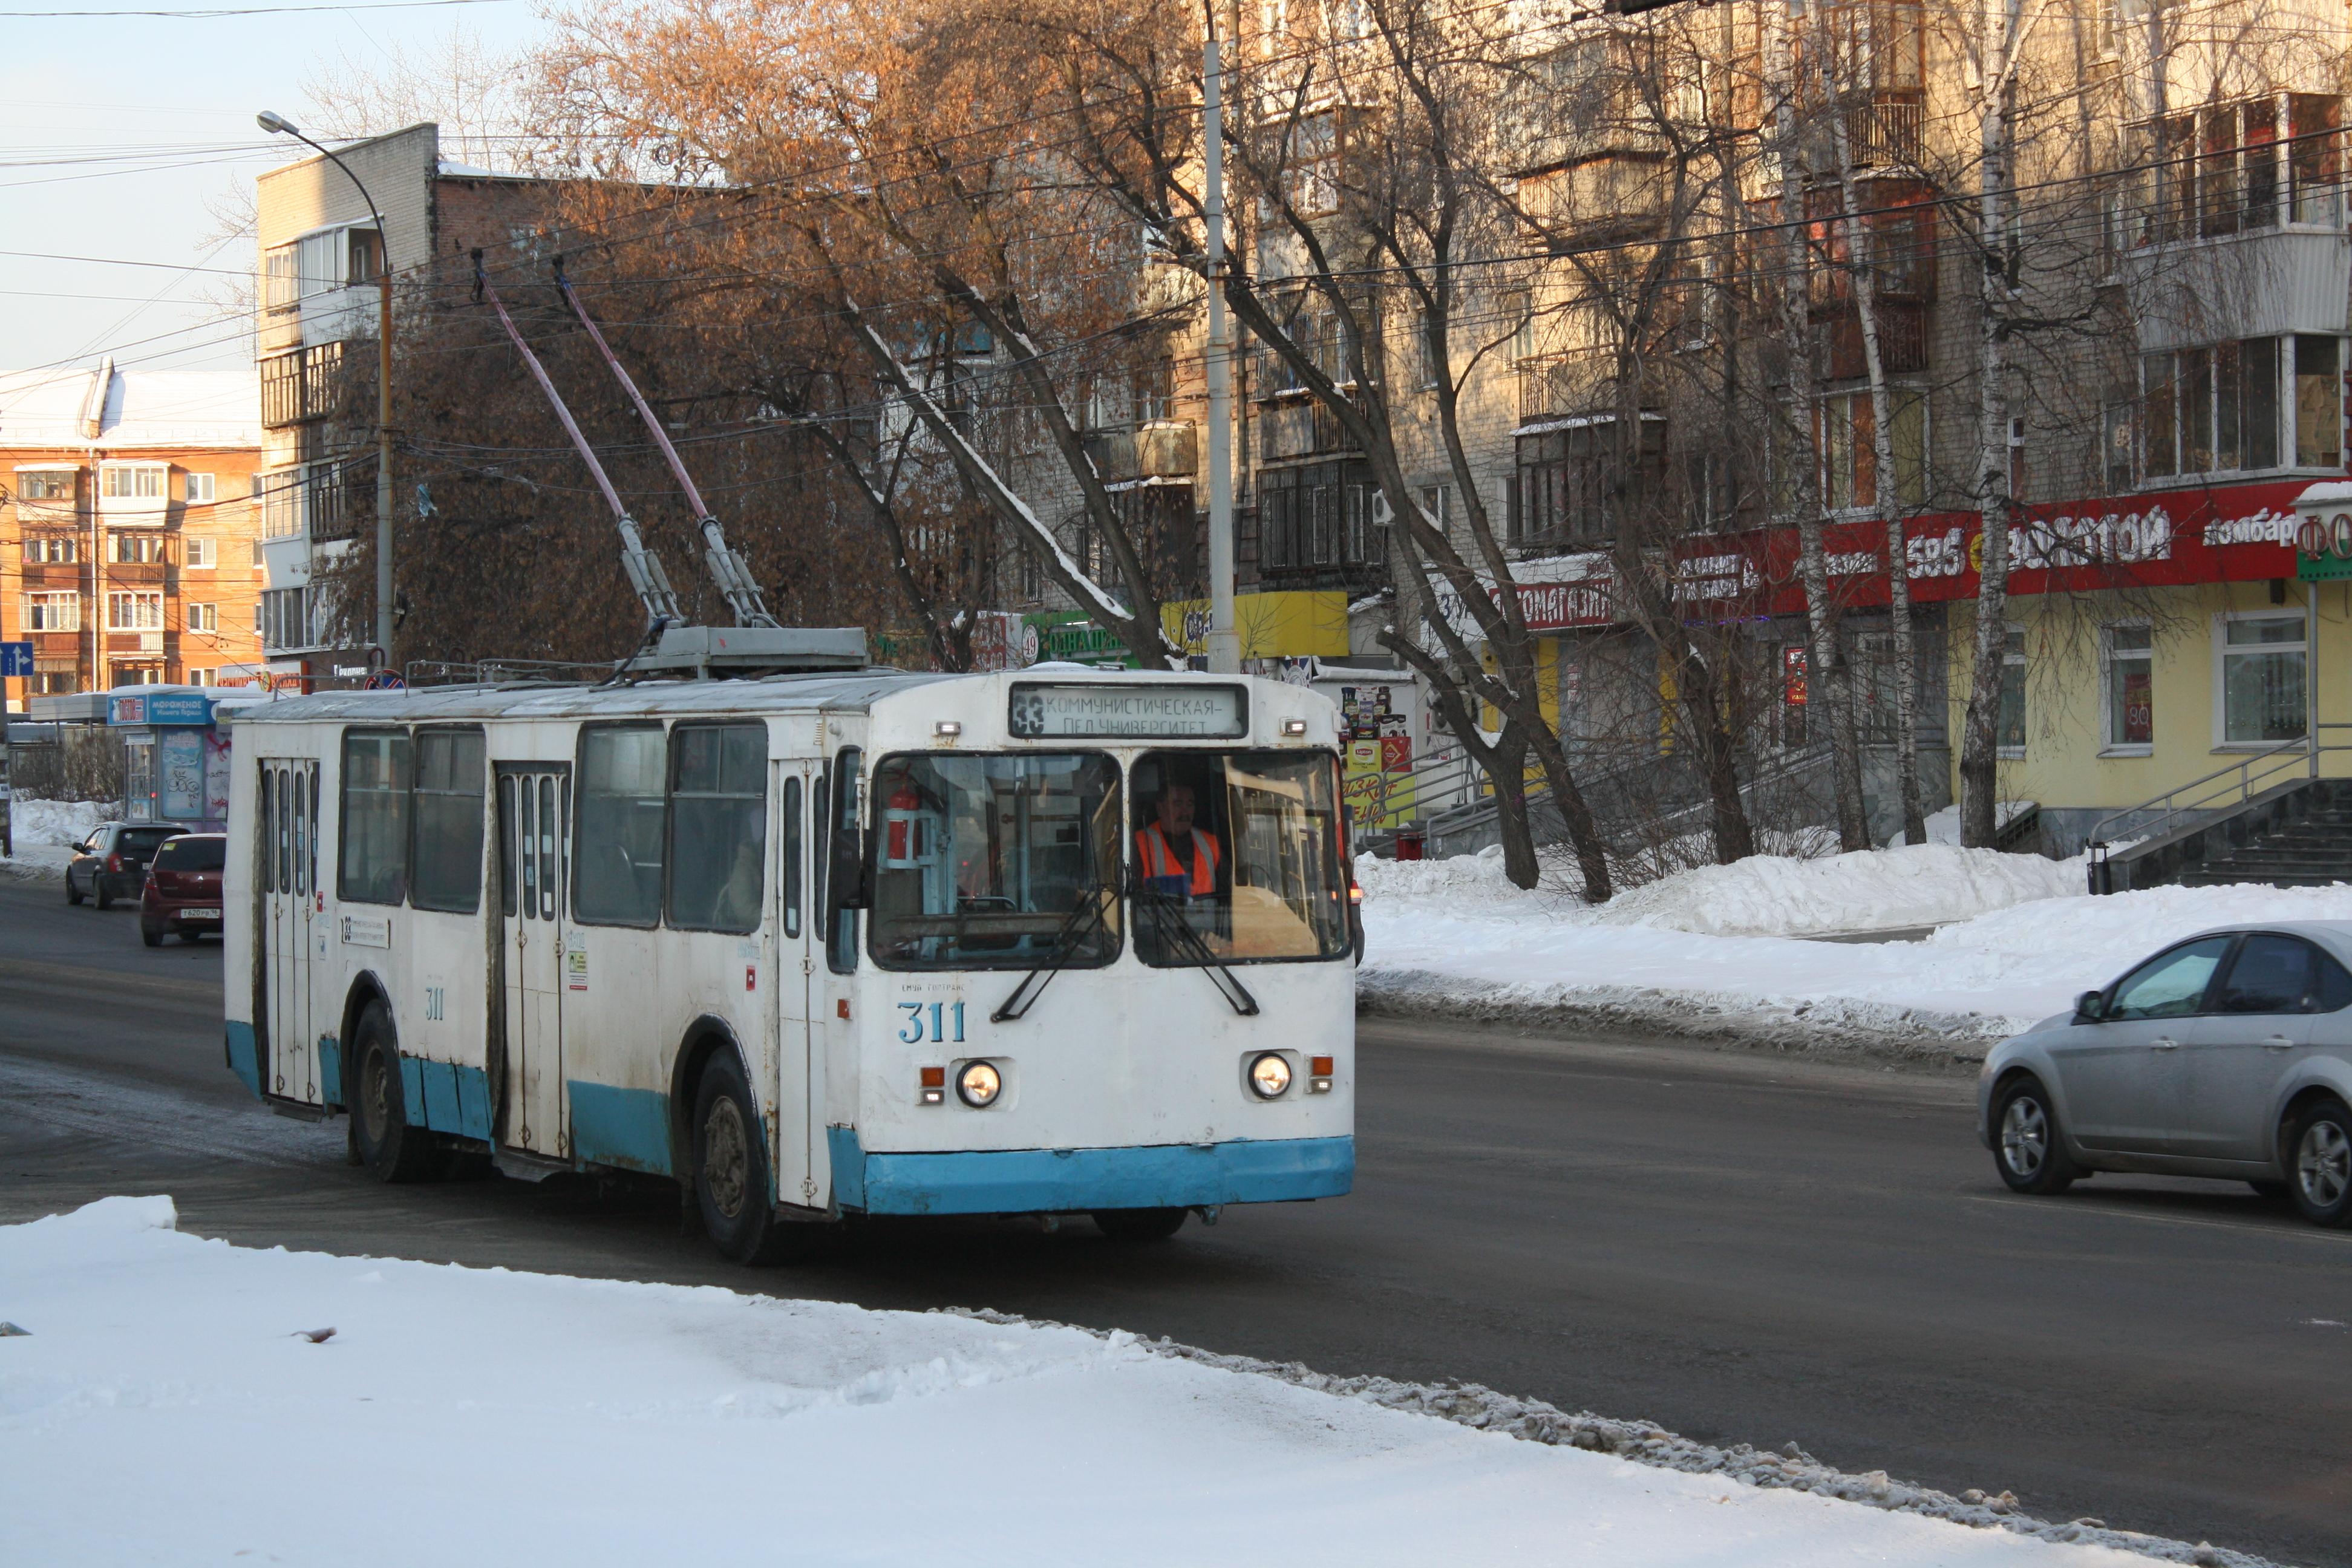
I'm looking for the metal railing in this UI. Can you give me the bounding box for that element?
[2085,724,2352,871]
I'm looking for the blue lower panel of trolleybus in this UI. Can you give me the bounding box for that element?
[829,1129,1354,1215]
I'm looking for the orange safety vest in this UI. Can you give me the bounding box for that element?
[1135,823,1220,897]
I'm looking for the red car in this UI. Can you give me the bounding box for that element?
[140,832,226,946]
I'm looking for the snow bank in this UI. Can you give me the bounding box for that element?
[0,1199,2246,1568]
[1595,845,2084,938]
[1359,847,2352,1056]
[1,797,113,881]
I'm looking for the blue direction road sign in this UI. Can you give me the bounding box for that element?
[0,642,31,678]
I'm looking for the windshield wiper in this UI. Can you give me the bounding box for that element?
[990,887,1114,1022]
[1131,872,1259,1017]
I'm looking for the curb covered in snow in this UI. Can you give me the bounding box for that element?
[954,1308,2275,1568]
[1356,970,2003,1070]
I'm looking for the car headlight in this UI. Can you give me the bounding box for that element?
[1248,1052,1292,1099]
[956,1060,1002,1108]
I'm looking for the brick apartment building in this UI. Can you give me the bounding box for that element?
[0,358,264,711]
[254,122,573,685]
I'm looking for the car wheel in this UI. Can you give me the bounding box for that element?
[348,999,440,1183]
[1993,1075,2079,1195]
[65,870,83,906]
[139,921,163,948]
[1093,1207,1188,1242]
[692,1051,797,1265]
[94,878,113,910]
[2288,1098,2352,1227]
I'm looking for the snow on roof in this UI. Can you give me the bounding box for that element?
[0,364,260,452]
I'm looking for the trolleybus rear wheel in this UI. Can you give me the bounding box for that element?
[1093,1207,1187,1242]
[693,1051,793,1265]
[350,999,440,1183]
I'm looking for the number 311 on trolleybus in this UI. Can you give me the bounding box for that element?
[223,664,1362,1261]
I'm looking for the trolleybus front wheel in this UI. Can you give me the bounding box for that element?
[349,999,442,1183]
[693,1051,799,1266]
[1093,1207,1188,1242]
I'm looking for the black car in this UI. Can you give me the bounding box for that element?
[65,823,183,909]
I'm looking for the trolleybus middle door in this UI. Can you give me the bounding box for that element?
[774,760,817,1206]
[497,766,570,1155]
[261,759,319,1102]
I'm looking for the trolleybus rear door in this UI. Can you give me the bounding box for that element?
[497,766,569,1155]
[260,759,318,1100]
[774,761,817,1205]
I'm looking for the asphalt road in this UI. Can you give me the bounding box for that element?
[2,872,2347,1566]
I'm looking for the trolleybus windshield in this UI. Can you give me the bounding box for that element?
[868,752,1122,969]
[1131,750,1348,966]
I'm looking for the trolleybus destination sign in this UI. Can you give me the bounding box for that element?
[1007,682,1249,739]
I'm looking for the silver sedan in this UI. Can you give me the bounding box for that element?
[1978,921,2352,1226]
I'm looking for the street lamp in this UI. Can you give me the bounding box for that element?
[257,111,396,673]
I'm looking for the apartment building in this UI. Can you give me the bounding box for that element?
[0,359,264,711]
[994,0,2352,848]
[253,122,567,685]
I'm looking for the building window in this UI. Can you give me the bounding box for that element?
[100,464,166,500]
[2217,613,2307,745]
[1258,460,1380,573]
[2102,395,2135,491]
[185,472,215,503]
[264,246,298,313]
[113,534,165,564]
[1817,390,1927,511]
[108,592,165,630]
[1998,626,2027,757]
[345,228,383,286]
[16,469,73,501]
[22,536,76,564]
[187,603,218,633]
[2144,94,2342,241]
[1416,309,1442,389]
[185,668,212,686]
[1417,483,1451,540]
[2296,335,2342,467]
[1279,113,1340,217]
[185,537,216,569]
[2103,624,2154,752]
[22,592,79,632]
[1513,417,1663,548]
[260,587,310,651]
[2138,335,2342,479]
[114,665,162,687]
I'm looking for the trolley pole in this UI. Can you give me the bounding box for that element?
[1202,26,1241,676]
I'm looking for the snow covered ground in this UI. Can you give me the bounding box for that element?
[0,797,112,881]
[1359,845,2352,1055]
[0,1198,2256,1567]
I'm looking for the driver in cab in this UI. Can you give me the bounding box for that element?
[1135,781,1224,905]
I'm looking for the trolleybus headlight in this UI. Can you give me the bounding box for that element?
[1248,1052,1292,1099]
[956,1060,1002,1108]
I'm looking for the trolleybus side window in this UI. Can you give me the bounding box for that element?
[292,769,307,898]
[825,746,861,973]
[575,725,664,927]
[339,729,410,906]
[1131,750,1348,965]
[498,775,519,918]
[272,769,289,893]
[667,724,766,933]
[780,776,803,940]
[258,769,275,895]
[867,752,1122,970]
[410,730,486,915]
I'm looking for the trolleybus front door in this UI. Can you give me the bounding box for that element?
[497,766,569,1156]
[774,761,816,1206]
[260,759,318,1100]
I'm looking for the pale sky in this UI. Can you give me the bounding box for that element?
[1,0,553,379]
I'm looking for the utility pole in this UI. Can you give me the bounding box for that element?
[1202,21,1240,676]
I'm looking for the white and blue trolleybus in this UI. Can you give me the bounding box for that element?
[223,665,1358,1260]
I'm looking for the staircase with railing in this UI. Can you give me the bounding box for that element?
[2087,725,2352,891]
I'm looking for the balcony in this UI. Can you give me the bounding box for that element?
[1082,420,1197,483]
[256,463,362,543]
[260,339,361,428]
[1843,91,1924,169]
[1523,152,1669,246]
[1518,354,1619,425]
